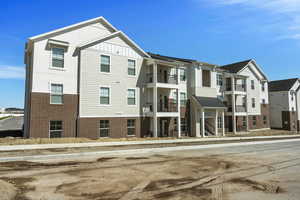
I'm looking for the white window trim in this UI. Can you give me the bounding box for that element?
[180,92,187,106]
[49,120,63,138]
[99,85,112,106]
[99,120,110,138]
[100,54,112,74]
[179,68,186,82]
[50,47,66,71]
[127,88,137,107]
[128,58,137,77]
[127,119,136,136]
[49,82,64,105]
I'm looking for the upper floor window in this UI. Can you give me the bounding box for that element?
[50,84,63,104]
[251,80,255,90]
[202,70,211,87]
[261,82,265,92]
[217,117,222,129]
[127,89,136,105]
[128,59,136,76]
[100,55,110,73]
[252,98,256,108]
[180,69,186,81]
[100,87,110,105]
[291,93,294,101]
[52,48,64,68]
[49,120,63,138]
[216,74,223,86]
[180,92,187,106]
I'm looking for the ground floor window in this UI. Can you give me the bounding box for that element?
[174,118,178,131]
[252,116,257,127]
[263,116,267,125]
[217,117,222,129]
[49,120,63,138]
[242,117,247,127]
[181,118,187,132]
[127,119,136,136]
[100,120,110,137]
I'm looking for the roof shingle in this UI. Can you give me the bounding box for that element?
[219,59,252,73]
[268,78,299,92]
[193,96,226,108]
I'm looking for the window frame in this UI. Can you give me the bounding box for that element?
[216,73,223,86]
[100,54,111,73]
[49,120,63,138]
[252,116,257,127]
[99,120,110,138]
[99,86,111,106]
[179,68,186,82]
[50,83,63,105]
[127,119,136,136]
[127,88,137,106]
[128,59,136,76]
[217,117,222,129]
[252,98,256,108]
[251,80,255,90]
[181,118,187,132]
[242,116,247,127]
[51,47,65,69]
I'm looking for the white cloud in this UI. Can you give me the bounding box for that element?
[210,0,300,40]
[0,66,25,79]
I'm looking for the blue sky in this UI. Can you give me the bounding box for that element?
[0,0,299,108]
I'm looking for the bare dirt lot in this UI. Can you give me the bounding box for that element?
[0,140,300,200]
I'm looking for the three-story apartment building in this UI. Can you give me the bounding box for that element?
[268,78,300,131]
[24,17,270,138]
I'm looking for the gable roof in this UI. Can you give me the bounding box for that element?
[147,52,196,63]
[76,31,150,57]
[29,16,118,42]
[268,78,299,92]
[219,59,252,73]
[193,96,226,109]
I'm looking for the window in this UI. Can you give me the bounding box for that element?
[52,48,64,68]
[262,99,266,104]
[180,92,187,106]
[181,118,187,132]
[218,117,222,128]
[180,69,186,81]
[127,119,136,136]
[50,84,63,104]
[261,82,265,92]
[49,121,63,138]
[100,120,110,137]
[127,89,136,105]
[263,116,267,125]
[174,118,178,131]
[291,93,294,101]
[242,117,247,127]
[251,80,255,90]
[100,87,110,105]
[128,59,136,76]
[202,70,211,87]
[292,107,295,112]
[242,97,246,107]
[252,116,257,127]
[100,55,110,73]
[216,74,223,86]
[252,98,256,108]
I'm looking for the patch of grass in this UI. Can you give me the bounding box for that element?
[0,116,12,121]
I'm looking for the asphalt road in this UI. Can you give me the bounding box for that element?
[0,116,23,131]
[0,139,300,200]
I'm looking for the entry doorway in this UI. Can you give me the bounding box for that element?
[159,119,169,137]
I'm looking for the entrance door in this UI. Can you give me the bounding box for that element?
[164,96,168,111]
[228,116,233,132]
[161,119,169,137]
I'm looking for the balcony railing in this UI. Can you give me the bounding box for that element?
[236,105,246,112]
[146,73,178,84]
[144,101,178,113]
[226,84,246,92]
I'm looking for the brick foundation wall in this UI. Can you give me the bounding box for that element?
[282,111,298,131]
[28,92,78,138]
[78,117,141,139]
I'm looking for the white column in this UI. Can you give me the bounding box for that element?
[177,116,181,138]
[176,78,181,138]
[202,109,205,137]
[215,110,218,136]
[222,111,225,136]
[195,109,201,137]
[232,94,236,134]
[153,63,158,137]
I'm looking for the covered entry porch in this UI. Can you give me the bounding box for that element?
[191,96,226,137]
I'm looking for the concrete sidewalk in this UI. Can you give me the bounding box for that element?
[0,135,299,151]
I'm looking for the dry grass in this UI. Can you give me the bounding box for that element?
[226,129,298,137]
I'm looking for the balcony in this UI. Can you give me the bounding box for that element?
[226,105,246,113]
[226,84,246,92]
[143,101,178,116]
[146,73,178,85]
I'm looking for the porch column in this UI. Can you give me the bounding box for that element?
[177,116,181,138]
[153,63,158,137]
[195,109,201,137]
[176,87,181,138]
[201,108,205,137]
[215,110,218,136]
[222,111,225,136]
[232,94,237,134]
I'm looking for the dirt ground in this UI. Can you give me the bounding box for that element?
[1,139,300,200]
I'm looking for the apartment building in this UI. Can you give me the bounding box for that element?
[268,78,300,131]
[24,16,270,138]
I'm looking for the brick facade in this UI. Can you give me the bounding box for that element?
[282,111,298,131]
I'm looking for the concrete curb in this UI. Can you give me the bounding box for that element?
[0,135,299,151]
[1,138,300,163]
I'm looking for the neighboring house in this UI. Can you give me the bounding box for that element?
[24,16,270,139]
[268,78,300,131]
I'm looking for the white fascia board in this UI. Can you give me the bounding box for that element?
[29,16,118,42]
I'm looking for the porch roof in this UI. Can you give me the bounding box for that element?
[193,96,226,109]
